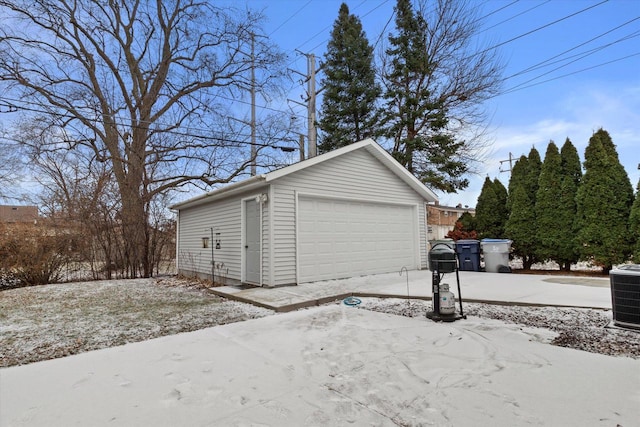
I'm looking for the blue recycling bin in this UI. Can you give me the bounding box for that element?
[456,239,480,271]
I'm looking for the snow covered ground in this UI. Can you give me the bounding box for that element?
[0,278,273,367]
[1,304,639,426]
[1,276,639,426]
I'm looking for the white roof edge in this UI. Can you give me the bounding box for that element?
[171,138,439,210]
[170,175,267,210]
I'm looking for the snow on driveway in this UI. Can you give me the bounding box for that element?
[1,305,638,426]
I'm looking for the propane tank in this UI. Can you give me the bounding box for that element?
[438,283,456,315]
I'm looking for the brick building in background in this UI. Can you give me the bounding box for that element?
[427,202,475,242]
[0,205,39,224]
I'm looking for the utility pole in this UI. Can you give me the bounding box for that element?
[250,33,257,175]
[307,53,317,158]
[299,134,305,162]
[289,50,323,159]
[499,152,515,173]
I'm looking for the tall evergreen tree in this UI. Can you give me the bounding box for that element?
[536,142,563,264]
[557,138,582,270]
[381,0,502,193]
[526,147,542,202]
[505,183,537,269]
[507,155,528,212]
[382,0,462,192]
[475,177,506,238]
[560,138,582,189]
[505,152,539,269]
[318,3,381,152]
[630,179,640,260]
[575,129,633,272]
[493,178,509,236]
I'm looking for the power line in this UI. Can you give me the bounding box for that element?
[501,51,640,96]
[504,16,640,81]
[504,31,640,92]
[474,0,521,27]
[289,0,377,55]
[284,0,390,69]
[479,1,551,34]
[0,97,299,149]
[267,0,313,37]
[2,0,635,143]
[474,0,610,58]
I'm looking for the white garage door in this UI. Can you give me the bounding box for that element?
[298,197,417,283]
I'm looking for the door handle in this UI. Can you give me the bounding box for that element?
[245,245,248,249]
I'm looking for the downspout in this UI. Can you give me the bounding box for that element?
[175,210,180,273]
[259,196,263,287]
[257,193,268,286]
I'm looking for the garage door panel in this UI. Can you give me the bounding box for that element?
[298,197,417,282]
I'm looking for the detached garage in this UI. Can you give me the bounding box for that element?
[171,139,438,286]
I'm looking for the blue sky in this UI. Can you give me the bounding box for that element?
[239,0,640,208]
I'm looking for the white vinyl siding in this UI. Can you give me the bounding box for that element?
[177,186,270,283]
[175,145,430,287]
[271,148,428,285]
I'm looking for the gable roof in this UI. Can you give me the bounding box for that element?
[170,139,438,210]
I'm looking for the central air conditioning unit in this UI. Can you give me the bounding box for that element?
[609,264,640,330]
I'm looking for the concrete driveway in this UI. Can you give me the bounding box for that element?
[211,270,612,312]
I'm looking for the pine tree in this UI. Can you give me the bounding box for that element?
[493,178,508,236]
[507,155,528,212]
[475,177,506,238]
[505,153,539,269]
[557,138,582,270]
[318,3,381,152]
[560,138,582,189]
[575,129,633,272]
[457,211,477,233]
[381,0,502,192]
[535,141,563,264]
[505,183,537,269]
[526,147,542,201]
[382,0,462,192]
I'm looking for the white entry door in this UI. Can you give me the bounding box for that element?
[244,199,260,284]
[298,197,417,283]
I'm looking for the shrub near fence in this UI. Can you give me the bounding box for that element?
[0,222,79,287]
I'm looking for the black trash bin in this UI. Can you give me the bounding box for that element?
[429,243,457,273]
[455,239,480,271]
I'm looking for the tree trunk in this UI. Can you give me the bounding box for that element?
[121,194,150,278]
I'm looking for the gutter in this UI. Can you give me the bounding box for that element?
[170,175,267,210]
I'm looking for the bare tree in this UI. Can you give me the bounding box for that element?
[0,0,286,277]
[0,129,24,201]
